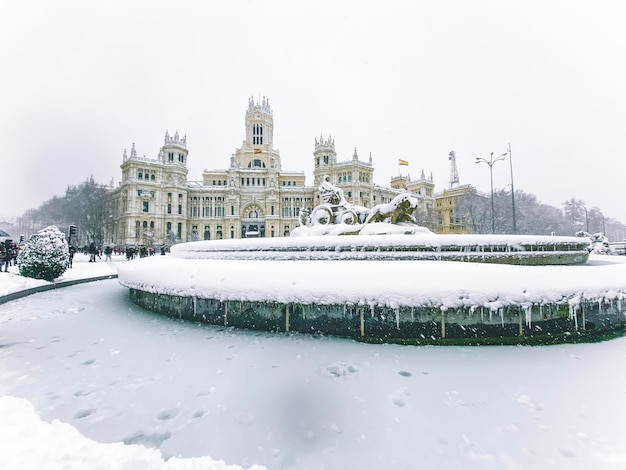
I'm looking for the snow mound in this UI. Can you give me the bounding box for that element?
[0,395,266,470]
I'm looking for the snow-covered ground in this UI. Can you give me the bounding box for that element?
[2,254,626,469]
[0,252,120,297]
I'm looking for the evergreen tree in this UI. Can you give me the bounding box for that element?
[18,225,69,281]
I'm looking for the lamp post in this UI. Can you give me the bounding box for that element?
[507,143,517,234]
[476,152,507,234]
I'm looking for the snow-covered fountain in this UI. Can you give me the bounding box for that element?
[118,177,626,345]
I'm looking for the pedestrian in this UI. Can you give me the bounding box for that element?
[68,244,76,268]
[88,242,97,262]
[104,246,112,262]
[10,243,18,266]
[0,242,6,272]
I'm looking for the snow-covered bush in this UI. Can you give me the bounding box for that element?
[18,225,69,281]
[576,230,611,255]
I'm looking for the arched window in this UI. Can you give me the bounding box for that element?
[138,172,143,180]
[151,174,156,181]
[142,221,148,228]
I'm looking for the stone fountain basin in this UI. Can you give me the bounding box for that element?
[169,233,590,265]
[116,235,625,344]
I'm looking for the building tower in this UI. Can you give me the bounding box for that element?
[448,150,459,188]
[313,135,337,187]
[235,96,280,170]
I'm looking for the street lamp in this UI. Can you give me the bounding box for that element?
[476,152,507,234]
[507,143,517,234]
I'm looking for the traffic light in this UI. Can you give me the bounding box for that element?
[69,225,77,236]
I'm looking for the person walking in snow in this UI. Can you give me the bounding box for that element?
[0,242,6,272]
[4,241,15,270]
[88,242,97,262]
[104,246,112,262]
[68,244,76,268]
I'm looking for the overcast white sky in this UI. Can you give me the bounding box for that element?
[1,0,625,224]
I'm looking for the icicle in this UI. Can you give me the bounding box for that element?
[523,305,532,328]
[394,308,400,330]
[370,305,375,319]
[411,307,415,322]
[499,308,504,327]
[569,303,579,330]
[193,296,197,317]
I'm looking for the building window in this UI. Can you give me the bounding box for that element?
[150,221,154,229]
[177,223,182,239]
[178,205,182,215]
[151,174,155,181]
[167,204,172,214]
[252,124,263,145]
[166,222,172,232]
[142,221,148,229]
[142,201,149,213]
[271,205,275,215]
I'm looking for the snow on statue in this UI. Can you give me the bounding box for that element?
[18,225,70,281]
[293,175,427,236]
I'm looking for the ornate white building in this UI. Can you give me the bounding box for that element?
[108,97,437,247]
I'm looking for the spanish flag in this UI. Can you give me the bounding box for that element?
[254,148,262,154]
[398,159,409,166]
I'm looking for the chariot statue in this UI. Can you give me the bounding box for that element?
[295,175,421,236]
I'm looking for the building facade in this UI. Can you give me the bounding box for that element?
[108,97,446,247]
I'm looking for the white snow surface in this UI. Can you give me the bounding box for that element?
[3,253,626,469]
[118,251,626,309]
[174,233,587,252]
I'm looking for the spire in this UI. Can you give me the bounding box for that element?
[421,169,426,180]
[130,143,137,158]
[448,150,459,188]
[314,134,335,150]
[352,147,358,161]
[123,148,127,161]
[369,152,372,164]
